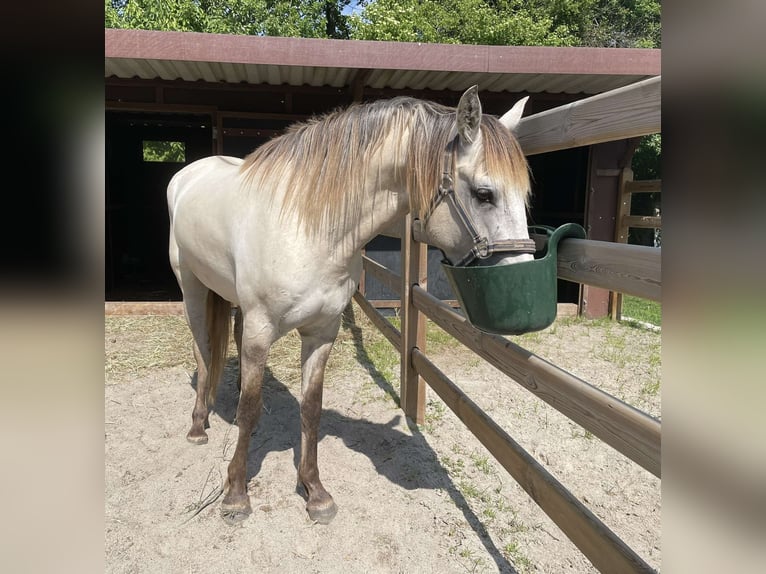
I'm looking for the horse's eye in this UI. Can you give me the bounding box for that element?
[474,187,494,204]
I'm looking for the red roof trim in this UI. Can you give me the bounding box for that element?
[105,29,660,76]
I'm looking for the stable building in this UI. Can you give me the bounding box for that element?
[105,29,660,316]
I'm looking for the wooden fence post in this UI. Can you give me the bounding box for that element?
[611,166,634,319]
[400,214,427,424]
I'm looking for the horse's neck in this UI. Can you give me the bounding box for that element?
[333,129,413,256]
[335,184,409,261]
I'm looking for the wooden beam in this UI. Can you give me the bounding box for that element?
[622,215,662,229]
[105,302,184,315]
[221,128,282,138]
[106,29,660,77]
[625,179,661,193]
[516,76,661,156]
[557,238,661,302]
[412,286,661,478]
[352,292,401,352]
[362,255,402,296]
[412,349,654,573]
[105,101,217,114]
[349,68,373,102]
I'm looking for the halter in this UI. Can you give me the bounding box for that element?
[412,136,537,267]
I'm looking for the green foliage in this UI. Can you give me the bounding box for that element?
[106,0,660,48]
[633,133,661,180]
[106,0,351,38]
[349,0,579,46]
[142,140,185,162]
[630,133,661,246]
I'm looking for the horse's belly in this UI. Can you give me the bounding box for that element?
[275,276,357,334]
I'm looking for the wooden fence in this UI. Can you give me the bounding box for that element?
[612,171,662,319]
[353,76,661,573]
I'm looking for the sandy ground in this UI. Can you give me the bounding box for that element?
[105,302,661,573]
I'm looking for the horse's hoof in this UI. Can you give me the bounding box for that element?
[307,500,337,525]
[221,492,251,525]
[221,507,251,526]
[186,431,208,445]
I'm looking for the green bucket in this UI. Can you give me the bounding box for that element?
[441,223,586,335]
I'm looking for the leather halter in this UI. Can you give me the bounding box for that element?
[412,136,537,267]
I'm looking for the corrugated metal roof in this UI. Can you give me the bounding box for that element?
[105,29,660,96]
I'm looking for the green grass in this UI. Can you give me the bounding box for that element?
[503,541,533,572]
[621,295,661,326]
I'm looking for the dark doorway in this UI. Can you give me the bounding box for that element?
[106,111,212,300]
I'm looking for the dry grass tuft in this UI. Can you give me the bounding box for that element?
[104,303,396,389]
[105,315,196,383]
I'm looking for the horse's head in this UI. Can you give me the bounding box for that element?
[415,86,535,267]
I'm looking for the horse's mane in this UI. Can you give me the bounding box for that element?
[239,96,529,235]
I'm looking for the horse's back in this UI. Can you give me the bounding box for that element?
[167,156,243,217]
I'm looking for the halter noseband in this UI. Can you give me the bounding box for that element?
[412,136,537,267]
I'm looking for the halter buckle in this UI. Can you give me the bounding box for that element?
[475,238,490,259]
[438,173,453,195]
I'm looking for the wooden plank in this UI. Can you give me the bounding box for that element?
[622,215,662,229]
[412,286,661,478]
[105,302,184,315]
[516,76,661,156]
[362,255,402,296]
[400,214,428,424]
[352,292,401,352]
[558,239,661,301]
[625,179,661,194]
[412,349,654,573]
[615,168,634,244]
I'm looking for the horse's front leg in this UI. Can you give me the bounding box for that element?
[298,323,340,524]
[221,313,273,525]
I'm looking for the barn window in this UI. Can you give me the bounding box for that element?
[142,140,185,163]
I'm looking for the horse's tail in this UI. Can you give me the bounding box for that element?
[206,290,231,407]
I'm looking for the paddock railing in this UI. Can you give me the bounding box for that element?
[353,76,661,574]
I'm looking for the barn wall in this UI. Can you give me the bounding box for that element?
[105,79,590,305]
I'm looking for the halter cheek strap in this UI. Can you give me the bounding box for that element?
[413,137,536,267]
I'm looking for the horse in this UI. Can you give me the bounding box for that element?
[167,85,535,525]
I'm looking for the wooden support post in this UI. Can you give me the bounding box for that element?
[400,214,427,424]
[583,140,631,318]
[611,166,634,319]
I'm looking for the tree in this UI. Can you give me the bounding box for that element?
[105,0,352,39]
[348,0,578,46]
[348,0,660,48]
[106,1,660,48]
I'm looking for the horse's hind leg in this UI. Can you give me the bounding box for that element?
[234,307,243,393]
[297,320,341,524]
[221,310,274,525]
[179,273,214,445]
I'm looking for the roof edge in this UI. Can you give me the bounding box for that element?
[105,28,661,76]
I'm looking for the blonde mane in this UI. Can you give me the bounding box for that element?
[239,97,529,235]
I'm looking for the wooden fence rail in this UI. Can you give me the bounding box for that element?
[412,285,661,478]
[558,239,661,302]
[353,76,662,573]
[516,75,661,156]
[411,349,655,573]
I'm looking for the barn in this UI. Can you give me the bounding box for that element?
[105,29,660,316]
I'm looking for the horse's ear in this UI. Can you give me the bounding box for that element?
[499,96,529,133]
[456,85,482,144]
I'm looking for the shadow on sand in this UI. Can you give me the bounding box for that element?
[188,303,516,573]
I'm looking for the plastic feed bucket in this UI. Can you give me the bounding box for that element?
[441,223,586,335]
